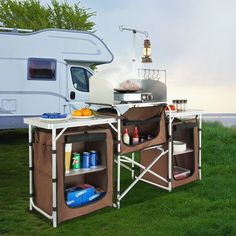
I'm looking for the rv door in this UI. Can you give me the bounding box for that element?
[67,65,93,111]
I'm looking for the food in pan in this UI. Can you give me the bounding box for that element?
[118,80,141,91]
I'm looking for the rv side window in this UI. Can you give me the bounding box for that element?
[71,67,92,92]
[28,58,56,80]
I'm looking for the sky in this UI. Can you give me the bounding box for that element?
[44,0,236,113]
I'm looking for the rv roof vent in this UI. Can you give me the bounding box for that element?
[0,27,33,33]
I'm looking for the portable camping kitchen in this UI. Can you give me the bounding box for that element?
[24,105,203,227]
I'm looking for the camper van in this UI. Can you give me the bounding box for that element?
[0,28,113,129]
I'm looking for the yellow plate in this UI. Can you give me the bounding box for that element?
[71,115,95,119]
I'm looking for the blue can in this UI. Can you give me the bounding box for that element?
[90,150,97,168]
[82,152,90,169]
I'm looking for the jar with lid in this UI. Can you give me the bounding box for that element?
[183,99,187,111]
[180,100,184,111]
[176,100,180,111]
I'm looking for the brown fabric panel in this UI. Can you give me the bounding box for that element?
[56,128,113,223]
[33,142,52,214]
[122,106,162,120]
[64,175,84,188]
[174,153,195,172]
[85,172,107,192]
[172,126,199,188]
[34,128,52,145]
[140,145,168,187]
[33,128,113,224]
[33,143,51,175]
[95,106,167,155]
[172,118,197,126]
[34,169,52,215]
[120,109,167,154]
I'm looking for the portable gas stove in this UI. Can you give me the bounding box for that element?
[114,90,153,103]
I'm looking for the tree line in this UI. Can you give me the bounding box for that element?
[0,0,95,31]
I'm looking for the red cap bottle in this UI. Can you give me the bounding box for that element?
[132,126,139,145]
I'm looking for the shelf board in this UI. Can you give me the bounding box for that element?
[65,165,106,176]
[173,148,194,156]
[173,165,191,180]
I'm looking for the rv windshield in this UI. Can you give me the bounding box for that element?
[70,67,92,92]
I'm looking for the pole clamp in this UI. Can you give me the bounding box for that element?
[52,207,57,212]
[167,177,172,182]
[52,150,56,154]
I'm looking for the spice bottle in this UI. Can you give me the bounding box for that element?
[184,99,187,111]
[123,128,130,145]
[132,126,139,145]
[172,100,177,110]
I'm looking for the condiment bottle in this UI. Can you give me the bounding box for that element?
[176,100,181,112]
[132,126,139,145]
[172,100,177,110]
[123,128,130,145]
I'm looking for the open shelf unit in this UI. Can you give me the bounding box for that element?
[139,109,203,190]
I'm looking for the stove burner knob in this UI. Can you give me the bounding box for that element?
[142,94,147,101]
[149,94,153,100]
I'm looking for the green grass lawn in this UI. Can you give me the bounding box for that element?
[0,122,236,236]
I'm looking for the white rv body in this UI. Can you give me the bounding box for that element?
[0,29,113,129]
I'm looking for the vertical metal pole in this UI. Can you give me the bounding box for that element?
[51,128,57,227]
[132,31,136,74]
[168,111,172,192]
[28,125,33,211]
[131,152,135,179]
[117,114,121,209]
[199,114,202,180]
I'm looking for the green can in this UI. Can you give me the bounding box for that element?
[72,153,81,169]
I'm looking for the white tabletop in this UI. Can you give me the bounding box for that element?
[24,115,117,130]
[165,109,204,118]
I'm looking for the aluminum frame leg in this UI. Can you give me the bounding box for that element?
[167,106,172,192]
[131,152,135,179]
[116,112,121,209]
[199,114,202,180]
[51,128,57,228]
[28,125,33,211]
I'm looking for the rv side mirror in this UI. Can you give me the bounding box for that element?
[70,91,75,100]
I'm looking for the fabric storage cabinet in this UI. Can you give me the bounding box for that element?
[32,127,113,224]
[98,105,167,154]
[119,106,166,154]
[140,118,199,188]
[172,118,199,188]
